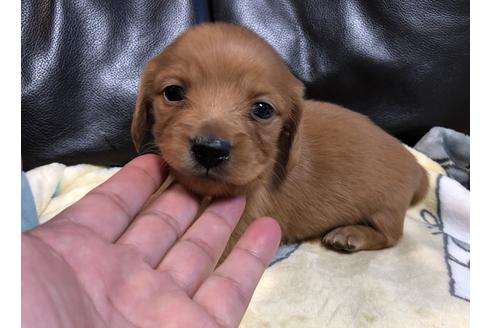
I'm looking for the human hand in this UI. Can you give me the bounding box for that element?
[22,154,281,328]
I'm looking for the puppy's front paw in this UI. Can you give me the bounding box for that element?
[322,226,365,252]
[322,224,397,252]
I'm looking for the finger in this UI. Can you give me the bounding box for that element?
[157,196,246,295]
[116,184,200,267]
[193,217,281,328]
[51,154,167,241]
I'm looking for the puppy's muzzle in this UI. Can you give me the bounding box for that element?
[191,136,231,169]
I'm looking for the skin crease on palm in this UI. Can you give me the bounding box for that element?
[21,154,282,328]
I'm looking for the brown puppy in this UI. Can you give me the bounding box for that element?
[132,23,428,256]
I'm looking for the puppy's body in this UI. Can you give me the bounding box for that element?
[132,23,428,255]
[228,100,427,254]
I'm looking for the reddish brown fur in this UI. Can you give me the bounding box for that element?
[132,23,428,256]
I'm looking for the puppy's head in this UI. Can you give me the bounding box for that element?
[132,23,304,196]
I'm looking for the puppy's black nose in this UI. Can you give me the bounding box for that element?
[191,137,231,169]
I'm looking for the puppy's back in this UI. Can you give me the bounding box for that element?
[301,100,426,212]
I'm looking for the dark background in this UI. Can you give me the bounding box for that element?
[21,0,469,170]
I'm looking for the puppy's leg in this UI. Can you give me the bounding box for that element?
[322,207,405,252]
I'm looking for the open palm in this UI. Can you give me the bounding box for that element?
[22,155,281,328]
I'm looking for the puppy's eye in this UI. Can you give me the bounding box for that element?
[251,102,274,121]
[163,85,185,102]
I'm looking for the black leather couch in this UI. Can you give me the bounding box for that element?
[21,0,469,170]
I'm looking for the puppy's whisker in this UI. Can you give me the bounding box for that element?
[139,143,160,153]
[138,141,161,155]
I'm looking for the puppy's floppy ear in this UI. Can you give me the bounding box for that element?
[131,62,157,152]
[272,79,304,187]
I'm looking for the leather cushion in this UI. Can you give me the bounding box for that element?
[22,0,469,169]
[21,0,196,170]
[211,0,470,144]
